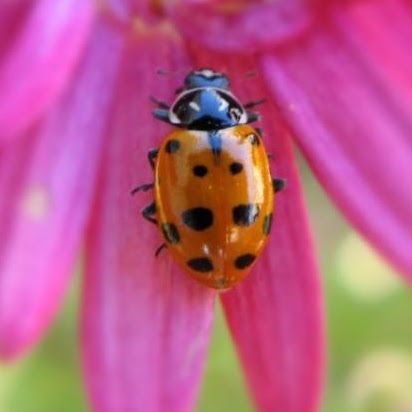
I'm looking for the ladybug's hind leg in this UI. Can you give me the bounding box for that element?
[131,182,154,195]
[142,202,157,224]
[155,243,167,257]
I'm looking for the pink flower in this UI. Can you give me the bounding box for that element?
[0,0,410,410]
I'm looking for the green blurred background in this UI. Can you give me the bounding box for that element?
[1,155,411,412]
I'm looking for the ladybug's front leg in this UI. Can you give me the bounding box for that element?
[246,112,259,123]
[153,109,172,125]
[244,98,266,109]
[150,96,170,110]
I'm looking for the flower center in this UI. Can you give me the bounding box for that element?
[210,0,274,15]
[163,0,314,52]
[97,0,170,28]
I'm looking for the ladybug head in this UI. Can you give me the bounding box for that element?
[183,68,230,90]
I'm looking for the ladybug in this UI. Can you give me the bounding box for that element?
[133,68,284,290]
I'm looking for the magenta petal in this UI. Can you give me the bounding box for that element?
[222,146,323,411]
[0,23,123,359]
[166,0,312,52]
[222,97,323,412]
[0,1,30,53]
[82,29,215,412]
[262,3,412,280]
[340,0,412,123]
[0,0,95,142]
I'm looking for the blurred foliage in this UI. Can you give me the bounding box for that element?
[1,153,412,412]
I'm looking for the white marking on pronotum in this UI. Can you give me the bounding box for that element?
[189,101,201,112]
[218,97,229,112]
[197,69,215,78]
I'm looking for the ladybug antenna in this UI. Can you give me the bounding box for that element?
[156,68,173,76]
[244,70,258,78]
[156,68,190,76]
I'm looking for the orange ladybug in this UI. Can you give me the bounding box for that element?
[133,69,284,290]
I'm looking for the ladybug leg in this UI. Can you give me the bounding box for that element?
[150,96,170,110]
[130,149,158,194]
[153,109,172,124]
[131,183,154,195]
[246,112,259,123]
[148,148,158,169]
[273,178,286,193]
[255,127,264,137]
[244,98,266,109]
[142,202,157,224]
[155,243,167,257]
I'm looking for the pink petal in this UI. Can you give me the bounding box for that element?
[166,0,313,52]
[342,0,412,124]
[82,28,215,412]
[0,0,95,142]
[0,23,123,359]
[262,2,412,280]
[0,1,30,54]
[225,89,323,412]
[185,50,324,411]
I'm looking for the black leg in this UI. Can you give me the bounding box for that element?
[150,96,170,110]
[244,98,266,109]
[131,183,154,195]
[246,112,259,123]
[245,70,257,78]
[255,127,263,137]
[131,149,158,195]
[148,148,158,170]
[153,109,172,124]
[142,202,157,224]
[155,243,167,257]
[273,178,286,193]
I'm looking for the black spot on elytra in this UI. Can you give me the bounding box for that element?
[232,204,260,226]
[165,139,181,153]
[234,254,256,269]
[229,162,243,175]
[247,133,260,146]
[193,165,208,177]
[263,213,273,236]
[161,223,180,244]
[187,257,214,272]
[182,207,213,231]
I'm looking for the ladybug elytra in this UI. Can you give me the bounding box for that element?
[133,69,284,290]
